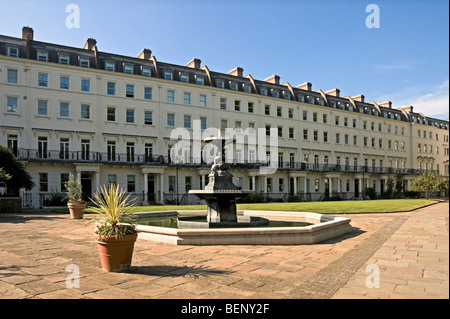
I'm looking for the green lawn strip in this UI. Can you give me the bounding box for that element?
[53,199,438,215]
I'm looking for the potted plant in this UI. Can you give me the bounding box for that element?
[65,173,86,219]
[91,183,138,272]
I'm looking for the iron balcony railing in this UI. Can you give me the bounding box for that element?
[16,148,440,175]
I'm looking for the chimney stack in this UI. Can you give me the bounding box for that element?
[325,88,340,97]
[22,26,34,41]
[186,58,201,69]
[83,38,97,51]
[264,74,280,85]
[228,67,244,77]
[352,94,365,103]
[138,48,152,60]
[297,82,312,91]
[379,101,392,109]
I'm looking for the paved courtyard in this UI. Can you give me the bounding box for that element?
[0,201,448,299]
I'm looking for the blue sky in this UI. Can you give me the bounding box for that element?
[1,0,448,119]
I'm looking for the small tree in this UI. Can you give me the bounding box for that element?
[410,172,448,199]
[64,173,84,204]
[0,146,34,196]
[394,174,404,198]
[384,177,395,198]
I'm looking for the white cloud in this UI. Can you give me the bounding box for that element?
[388,79,449,120]
[404,80,449,119]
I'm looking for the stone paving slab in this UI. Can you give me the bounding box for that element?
[0,202,448,300]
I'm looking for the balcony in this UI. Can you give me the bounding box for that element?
[16,149,169,166]
[15,148,438,175]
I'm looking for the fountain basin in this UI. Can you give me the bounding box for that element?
[135,210,352,245]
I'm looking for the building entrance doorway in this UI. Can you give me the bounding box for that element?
[354,179,359,197]
[80,173,92,202]
[147,175,155,203]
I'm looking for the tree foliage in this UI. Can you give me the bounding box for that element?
[410,172,448,199]
[0,167,12,185]
[0,146,34,196]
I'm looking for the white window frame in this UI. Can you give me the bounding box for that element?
[180,73,189,83]
[216,80,224,88]
[59,102,70,118]
[7,46,19,58]
[59,54,70,65]
[6,96,18,114]
[81,79,90,92]
[141,66,151,77]
[81,104,90,120]
[37,50,48,62]
[164,71,173,81]
[105,61,115,72]
[123,63,134,75]
[38,73,48,87]
[79,57,90,68]
[7,69,18,84]
[196,76,204,85]
[37,99,48,117]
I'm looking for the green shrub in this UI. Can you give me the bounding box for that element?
[365,187,377,200]
[288,195,302,202]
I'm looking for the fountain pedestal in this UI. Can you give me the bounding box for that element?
[184,133,268,228]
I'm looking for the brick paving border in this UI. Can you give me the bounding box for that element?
[288,215,409,298]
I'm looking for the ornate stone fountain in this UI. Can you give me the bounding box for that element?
[181,132,268,228]
[135,132,353,245]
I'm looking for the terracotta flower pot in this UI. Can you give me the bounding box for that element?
[67,202,86,219]
[95,233,138,272]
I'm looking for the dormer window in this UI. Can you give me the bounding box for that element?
[243,83,251,93]
[180,73,189,83]
[196,76,204,85]
[318,98,324,106]
[216,80,224,88]
[79,57,90,68]
[141,66,151,77]
[7,46,19,58]
[283,92,290,100]
[307,95,314,104]
[230,82,238,91]
[271,90,279,98]
[105,61,115,72]
[164,71,173,81]
[37,50,48,62]
[297,94,304,102]
[260,88,268,96]
[59,54,70,65]
[123,64,134,75]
